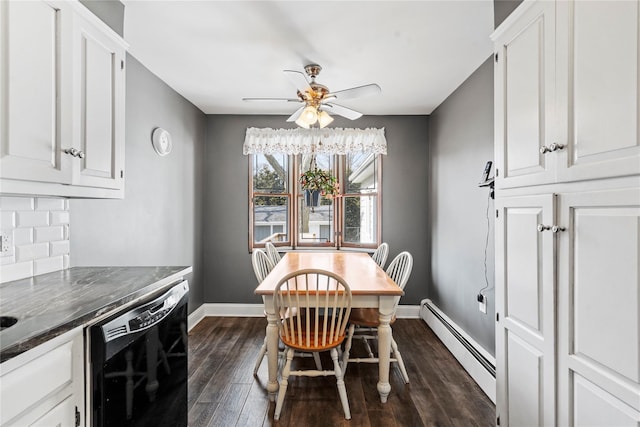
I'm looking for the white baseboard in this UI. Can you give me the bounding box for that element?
[420,298,496,403]
[187,303,421,330]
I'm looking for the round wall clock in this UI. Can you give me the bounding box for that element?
[151,127,172,156]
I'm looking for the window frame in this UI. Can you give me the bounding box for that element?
[248,153,382,251]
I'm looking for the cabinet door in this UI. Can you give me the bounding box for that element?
[495,194,556,426]
[71,12,125,190]
[557,187,640,426]
[494,1,556,189]
[555,1,640,183]
[28,396,75,427]
[0,1,72,184]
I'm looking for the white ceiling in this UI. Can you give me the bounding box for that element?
[123,1,494,117]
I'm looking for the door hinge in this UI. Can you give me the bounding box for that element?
[497,415,500,425]
[496,168,499,177]
[75,406,81,427]
[121,60,124,70]
[496,312,500,322]
[496,209,499,218]
[120,170,124,178]
[494,52,499,62]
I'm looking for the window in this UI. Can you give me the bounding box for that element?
[249,152,381,250]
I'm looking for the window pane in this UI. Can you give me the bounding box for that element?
[253,154,287,193]
[343,195,377,244]
[254,195,288,243]
[346,153,377,193]
[298,197,334,244]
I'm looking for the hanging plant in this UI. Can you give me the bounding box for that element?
[299,168,339,198]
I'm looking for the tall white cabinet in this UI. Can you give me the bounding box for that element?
[492,1,640,425]
[0,0,126,198]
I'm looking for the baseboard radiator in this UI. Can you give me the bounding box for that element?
[420,299,496,403]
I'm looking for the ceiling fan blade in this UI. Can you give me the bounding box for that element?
[286,106,305,122]
[283,70,312,94]
[322,103,363,120]
[242,97,300,102]
[327,83,381,101]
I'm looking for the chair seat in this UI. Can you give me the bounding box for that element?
[348,308,396,327]
[280,316,346,351]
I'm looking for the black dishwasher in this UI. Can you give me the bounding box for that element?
[89,281,189,427]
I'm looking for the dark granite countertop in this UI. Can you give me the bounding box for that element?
[0,266,192,362]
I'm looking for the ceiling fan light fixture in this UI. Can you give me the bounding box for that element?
[302,105,317,123]
[318,110,333,128]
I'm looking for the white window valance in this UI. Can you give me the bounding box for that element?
[242,127,387,155]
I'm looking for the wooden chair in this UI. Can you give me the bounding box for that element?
[273,269,353,421]
[372,242,389,268]
[252,249,275,283]
[252,250,321,375]
[265,241,282,265]
[342,251,413,383]
[252,250,275,375]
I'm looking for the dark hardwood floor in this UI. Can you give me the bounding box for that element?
[187,317,495,427]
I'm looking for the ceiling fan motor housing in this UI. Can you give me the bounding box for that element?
[304,64,322,79]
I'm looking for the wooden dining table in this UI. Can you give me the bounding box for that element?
[254,251,404,403]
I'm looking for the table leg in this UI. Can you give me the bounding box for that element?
[377,296,396,403]
[263,298,279,401]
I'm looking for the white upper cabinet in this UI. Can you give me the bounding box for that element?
[0,0,126,198]
[555,0,640,183]
[493,1,557,188]
[0,1,73,184]
[493,0,640,189]
[72,9,125,190]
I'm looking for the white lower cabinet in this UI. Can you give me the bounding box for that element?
[0,328,84,427]
[556,187,640,426]
[495,194,557,427]
[496,186,640,426]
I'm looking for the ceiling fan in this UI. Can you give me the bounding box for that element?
[242,64,381,128]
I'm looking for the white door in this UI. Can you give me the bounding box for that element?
[495,194,556,426]
[557,187,640,426]
[494,1,556,189]
[555,0,640,183]
[0,1,73,184]
[72,13,125,190]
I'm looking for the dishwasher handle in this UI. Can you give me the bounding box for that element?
[101,281,189,342]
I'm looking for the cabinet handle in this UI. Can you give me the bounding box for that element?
[537,224,551,232]
[550,143,565,152]
[539,145,552,154]
[63,148,85,159]
[551,225,566,233]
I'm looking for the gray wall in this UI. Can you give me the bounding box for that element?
[203,115,429,305]
[70,55,207,312]
[429,56,495,355]
[494,0,523,29]
[79,0,124,37]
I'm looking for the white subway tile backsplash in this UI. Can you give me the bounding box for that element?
[50,211,70,225]
[35,198,66,211]
[50,240,70,256]
[35,226,64,243]
[13,228,33,245]
[0,211,15,229]
[0,261,34,283]
[16,243,49,262]
[0,197,33,211]
[34,256,64,276]
[0,196,70,283]
[17,211,49,227]
[0,255,16,266]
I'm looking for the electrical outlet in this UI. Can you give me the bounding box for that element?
[1,231,14,257]
[478,295,487,314]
